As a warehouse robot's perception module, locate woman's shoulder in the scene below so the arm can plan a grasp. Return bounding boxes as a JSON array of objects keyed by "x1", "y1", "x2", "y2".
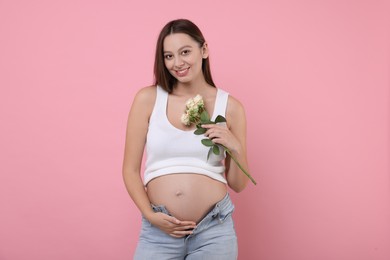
[
  {"x1": 225, "y1": 91, "x2": 244, "y2": 111},
  {"x1": 225, "y1": 92, "x2": 246, "y2": 121},
  {"x1": 133, "y1": 85, "x2": 157, "y2": 105},
  {"x1": 217, "y1": 87, "x2": 242, "y2": 106},
  {"x1": 130, "y1": 85, "x2": 158, "y2": 118}
]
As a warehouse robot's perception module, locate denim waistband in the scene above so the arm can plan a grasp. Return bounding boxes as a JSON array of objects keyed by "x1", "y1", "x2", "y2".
[
  {"x1": 151, "y1": 192, "x2": 234, "y2": 223},
  {"x1": 209, "y1": 192, "x2": 234, "y2": 217}
]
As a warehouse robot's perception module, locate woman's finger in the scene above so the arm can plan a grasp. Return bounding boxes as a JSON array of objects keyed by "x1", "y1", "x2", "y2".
[
  {"x1": 165, "y1": 216, "x2": 181, "y2": 225},
  {"x1": 173, "y1": 225, "x2": 197, "y2": 231},
  {"x1": 172, "y1": 229, "x2": 194, "y2": 236}
]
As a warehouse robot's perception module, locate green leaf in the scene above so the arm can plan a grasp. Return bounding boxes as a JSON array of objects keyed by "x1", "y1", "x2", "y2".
[
  {"x1": 201, "y1": 138, "x2": 214, "y2": 147},
  {"x1": 212, "y1": 145, "x2": 220, "y2": 155},
  {"x1": 200, "y1": 110, "x2": 210, "y2": 122},
  {"x1": 215, "y1": 115, "x2": 226, "y2": 123},
  {"x1": 194, "y1": 127, "x2": 207, "y2": 135},
  {"x1": 207, "y1": 147, "x2": 212, "y2": 160}
]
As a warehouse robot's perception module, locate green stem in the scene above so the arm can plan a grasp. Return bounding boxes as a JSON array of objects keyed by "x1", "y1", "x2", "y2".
[{"x1": 225, "y1": 148, "x2": 257, "y2": 185}]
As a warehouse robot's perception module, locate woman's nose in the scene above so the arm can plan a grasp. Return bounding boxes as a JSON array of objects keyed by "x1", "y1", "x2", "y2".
[{"x1": 174, "y1": 56, "x2": 184, "y2": 68}]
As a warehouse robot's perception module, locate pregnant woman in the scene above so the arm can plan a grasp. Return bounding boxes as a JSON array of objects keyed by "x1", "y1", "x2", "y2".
[{"x1": 122, "y1": 19, "x2": 250, "y2": 259}]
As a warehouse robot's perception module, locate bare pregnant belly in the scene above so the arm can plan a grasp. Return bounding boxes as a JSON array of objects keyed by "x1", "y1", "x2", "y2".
[{"x1": 146, "y1": 174, "x2": 227, "y2": 223}]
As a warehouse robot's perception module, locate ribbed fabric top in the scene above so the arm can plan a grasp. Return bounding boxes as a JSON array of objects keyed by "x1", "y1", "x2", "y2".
[{"x1": 143, "y1": 85, "x2": 229, "y2": 185}]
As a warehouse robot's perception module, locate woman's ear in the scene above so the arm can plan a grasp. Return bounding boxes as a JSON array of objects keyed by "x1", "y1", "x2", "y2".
[{"x1": 202, "y1": 43, "x2": 209, "y2": 59}]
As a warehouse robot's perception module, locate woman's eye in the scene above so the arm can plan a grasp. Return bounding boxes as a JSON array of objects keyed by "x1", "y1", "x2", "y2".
[
  {"x1": 165, "y1": 54, "x2": 173, "y2": 60},
  {"x1": 182, "y1": 50, "x2": 190, "y2": 55}
]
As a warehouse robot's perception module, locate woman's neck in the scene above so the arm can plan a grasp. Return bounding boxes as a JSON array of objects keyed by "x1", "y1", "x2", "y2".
[{"x1": 173, "y1": 76, "x2": 211, "y2": 97}]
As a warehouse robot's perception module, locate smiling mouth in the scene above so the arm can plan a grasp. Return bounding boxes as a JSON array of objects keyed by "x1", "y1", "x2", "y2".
[{"x1": 175, "y1": 67, "x2": 190, "y2": 77}]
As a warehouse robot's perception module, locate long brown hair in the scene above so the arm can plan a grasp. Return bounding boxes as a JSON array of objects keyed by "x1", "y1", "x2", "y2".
[{"x1": 154, "y1": 19, "x2": 216, "y2": 93}]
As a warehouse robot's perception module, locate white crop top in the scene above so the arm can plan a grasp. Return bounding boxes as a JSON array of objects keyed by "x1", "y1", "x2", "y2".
[{"x1": 143, "y1": 85, "x2": 229, "y2": 185}]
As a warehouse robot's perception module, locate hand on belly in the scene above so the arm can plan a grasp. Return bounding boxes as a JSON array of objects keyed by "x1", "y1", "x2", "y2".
[{"x1": 148, "y1": 211, "x2": 197, "y2": 238}]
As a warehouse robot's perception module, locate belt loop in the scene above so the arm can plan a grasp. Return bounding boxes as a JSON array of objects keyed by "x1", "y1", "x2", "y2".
[
  {"x1": 212, "y1": 204, "x2": 220, "y2": 218},
  {"x1": 217, "y1": 204, "x2": 223, "y2": 223}
]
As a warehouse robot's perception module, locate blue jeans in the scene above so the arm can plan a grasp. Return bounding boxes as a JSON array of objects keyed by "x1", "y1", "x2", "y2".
[{"x1": 134, "y1": 193, "x2": 238, "y2": 259}]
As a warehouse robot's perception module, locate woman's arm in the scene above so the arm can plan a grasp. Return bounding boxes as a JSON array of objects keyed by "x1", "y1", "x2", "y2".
[
  {"x1": 203, "y1": 96, "x2": 249, "y2": 192},
  {"x1": 122, "y1": 86, "x2": 196, "y2": 237},
  {"x1": 122, "y1": 86, "x2": 157, "y2": 219},
  {"x1": 224, "y1": 96, "x2": 249, "y2": 192}
]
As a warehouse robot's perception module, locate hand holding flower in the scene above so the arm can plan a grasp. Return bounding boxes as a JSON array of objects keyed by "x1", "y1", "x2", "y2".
[
  {"x1": 181, "y1": 95, "x2": 257, "y2": 185},
  {"x1": 201, "y1": 123, "x2": 242, "y2": 155}
]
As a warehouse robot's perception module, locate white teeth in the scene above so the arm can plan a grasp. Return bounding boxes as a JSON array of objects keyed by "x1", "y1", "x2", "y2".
[{"x1": 176, "y1": 68, "x2": 189, "y2": 75}]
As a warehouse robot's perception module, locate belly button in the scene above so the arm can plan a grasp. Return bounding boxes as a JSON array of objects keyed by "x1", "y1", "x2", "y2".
[{"x1": 175, "y1": 190, "x2": 183, "y2": 196}]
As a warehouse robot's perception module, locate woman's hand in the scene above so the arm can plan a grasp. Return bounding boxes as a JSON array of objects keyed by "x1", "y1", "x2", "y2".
[
  {"x1": 148, "y1": 212, "x2": 197, "y2": 238},
  {"x1": 202, "y1": 123, "x2": 242, "y2": 154}
]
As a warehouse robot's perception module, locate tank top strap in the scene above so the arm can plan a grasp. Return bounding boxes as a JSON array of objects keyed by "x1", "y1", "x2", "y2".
[
  {"x1": 212, "y1": 88, "x2": 229, "y2": 120},
  {"x1": 151, "y1": 85, "x2": 168, "y2": 119}
]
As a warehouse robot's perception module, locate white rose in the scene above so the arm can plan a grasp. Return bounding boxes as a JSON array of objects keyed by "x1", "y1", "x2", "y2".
[
  {"x1": 193, "y1": 95, "x2": 203, "y2": 105},
  {"x1": 186, "y1": 99, "x2": 195, "y2": 109},
  {"x1": 188, "y1": 106, "x2": 199, "y2": 114},
  {"x1": 181, "y1": 113, "x2": 190, "y2": 126}
]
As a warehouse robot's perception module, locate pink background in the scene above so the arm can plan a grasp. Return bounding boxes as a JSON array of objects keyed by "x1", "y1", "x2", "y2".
[{"x1": 1, "y1": 0, "x2": 389, "y2": 259}]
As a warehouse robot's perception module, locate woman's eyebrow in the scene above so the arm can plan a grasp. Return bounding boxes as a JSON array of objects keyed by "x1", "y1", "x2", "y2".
[{"x1": 164, "y1": 45, "x2": 193, "y2": 54}]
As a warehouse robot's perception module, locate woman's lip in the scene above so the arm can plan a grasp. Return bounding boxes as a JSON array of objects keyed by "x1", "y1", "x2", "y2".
[{"x1": 175, "y1": 67, "x2": 190, "y2": 77}]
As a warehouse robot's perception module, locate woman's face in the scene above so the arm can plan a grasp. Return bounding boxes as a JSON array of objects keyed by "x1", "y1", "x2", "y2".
[{"x1": 163, "y1": 33, "x2": 208, "y2": 84}]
